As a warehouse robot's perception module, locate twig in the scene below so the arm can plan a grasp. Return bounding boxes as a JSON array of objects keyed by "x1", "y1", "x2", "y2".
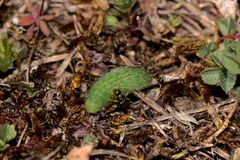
[
  {"x1": 120, "y1": 55, "x2": 168, "y2": 115},
  {"x1": 17, "y1": 124, "x2": 28, "y2": 147},
  {"x1": 215, "y1": 34, "x2": 240, "y2": 47},
  {"x1": 48, "y1": 23, "x2": 70, "y2": 45},
  {"x1": 204, "y1": 101, "x2": 238, "y2": 144},
  {"x1": 1, "y1": 53, "x2": 70, "y2": 84},
  {"x1": 40, "y1": 0, "x2": 45, "y2": 14},
  {"x1": 121, "y1": 98, "x2": 235, "y2": 131},
  {"x1": 151, "y1": 120, "x2": 172, "y2": 140},
  {"x1": 26, "y1": 43, "x2": 37, "y2": 82},
  {"x1": 134, "y1": 91, "x2": 168, "y2": 115},
  {"x1": 55, "y1": 46, "x2": 79, "y2": 78},
  {"x1": 184, "y1": 100, "x2": 238, "y2": 154},
  {"x1": 90, "y1": 149, "x2": 138, "y2": 160},
  {"x1": 41, "y1": 146, "x2": 62, "y2": 160}
]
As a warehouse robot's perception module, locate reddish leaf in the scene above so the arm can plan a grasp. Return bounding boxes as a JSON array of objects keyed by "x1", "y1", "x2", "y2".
[
  {"x1": 31, "y1": 4, "x2": 41, "y2": 18},
  {"x1": 40, "y1": 15, "x2": 55, "y2": 21},
  {"x1": 39, "y1": 20, "x2": 50, "y2": 36},
  {"x1": 27, "y1": 24, "x2": 35, "y2": 39},
  {"x1": 19, "y1": 15, "x2": 35, "y2": 26}
]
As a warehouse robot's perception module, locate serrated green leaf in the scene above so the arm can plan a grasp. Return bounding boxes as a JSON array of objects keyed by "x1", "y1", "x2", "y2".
[
  {"x1": 0, "y1": 33, "x2": 14, "y2": 72},
  {"x1": 221, "y1": 51, "x2": 240, "y2": 74},
  {"x1": 198, "y1": 43, "x2": 215, "y2": 56},
  {"x1": 217, "y1": 17, "x2": 236, "y2": 36},
  {"x1": 201, "y1": 67, "x2": 222, "y2": 85},
  {"x1": 219, "y1": 70, "x2": 236, "y2": 92},
  {"x1": 0, "y1": 124, "x2": 17, "y2": 142},
  {"x1": 210, "y1": 50, "x2": 224, "y2": 67}
]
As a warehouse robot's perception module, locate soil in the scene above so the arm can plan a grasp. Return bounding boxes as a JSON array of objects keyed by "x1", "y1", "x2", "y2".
[{"x1": 0, "y1": 0, "x2": 240, "y2": 159}]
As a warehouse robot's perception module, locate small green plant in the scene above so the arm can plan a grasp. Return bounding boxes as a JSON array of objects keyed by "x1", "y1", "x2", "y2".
[
  {"x1": 6, "y1": 81, "x2": 40, "y2": 98},
  {"x1": 108, "y1": 0, "x2": 135, "y2": 15},
  {"x1": 0, "y1": 124, "x2": 17, "y2": 151},
  {"x1": 199, "y1": 17, "x2": 240, "y2": 100},
  {"x1": 105, "y1": 0, "x2": 135, "y2": 27},
  {"x1": 0, "y1": 33, "x2": 25, "y2": 73},
  {"x1": 84, "y1": 67, "x2": 151, "y2": 113},
  {"x1": 82, "y1": 135, "x2": 98, "y2": 146},
  {"x1": 168, "y1": 15, "x2": 182, "y2": 28},
  {"x1": 0, "y1": 33, "x2": 14, "y2": 72}
]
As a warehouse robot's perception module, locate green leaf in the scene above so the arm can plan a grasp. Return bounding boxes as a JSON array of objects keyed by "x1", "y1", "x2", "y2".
[
  {"x1": 198, "y1": 43, "x2": 215, "y2": 56},
  {"x1": 108, "y1": 8, "x2": 122, "y2": 16},
  {"x1": 201, "y1": 67, "x2": 222, "y2": 85},
  {"x1": 109, "y1": 0, "x2": 131, "y2": 5},
  {"x1": 168, "y1": 15, "x2": 182, "y2": 27},
  {"x1": 217, "y1": 17, "x2": 236, "y2": 35},
  {"x1": 221, "y1": 51, "x2": 240, "y2": 74},
  {"x1": 108, "y1": 0, "x2": 134, "y2": 13},
  {"x1": 234, "y1": 86, "x2": 240, "y2": 101},
  {"x1": 210, "y1": 50, "x2": 224, "y2": 67},
  {"x1": 0, "y1": 124, "x2": 17, "y2": 142},
  {"x1": 82, "y1": 135, "x2": 98, "y2": 146},
  {"x1": 0, "y1": 33, "x2": 14, "y2": 72},
  {"x1": 235, "y1": 41, "x2": 240, "y2": 61},
  {"x1": 0, "y1": 140, "x2": 9, "y2": 151},
  {"x1": 223, "y1": 39, "x2": 234, "y2": 47},
  {"x1": 0, "y1": 124, "x2": 17, "y2": 151},
  {"x1": 105, "y1": 15, "x2": 119, "y2": 26},
  {"x1": 219, "y1": 70, "x2": 236, "y2": 92}
]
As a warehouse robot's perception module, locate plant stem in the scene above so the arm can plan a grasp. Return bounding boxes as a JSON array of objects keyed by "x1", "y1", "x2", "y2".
[{"x1": 216, "y1": 34, "x2": 240, "y2": 47}]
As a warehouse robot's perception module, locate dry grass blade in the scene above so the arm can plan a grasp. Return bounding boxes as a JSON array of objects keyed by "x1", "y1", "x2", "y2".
[
  {"x1": 1, "y1": 54, "x2": 70, "y2": 84},
  {"x1": 177, "y1": 0, "x2": 215, "y2": 32},
  {"x1": 55, "y1": 46, "x2": 79, "y2": 78}
]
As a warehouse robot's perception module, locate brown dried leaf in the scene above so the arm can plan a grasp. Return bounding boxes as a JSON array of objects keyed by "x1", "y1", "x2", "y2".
[
  {"x1": 46, "y1": 39, "x2": 61, "y2": 50},
  {"x1": 40, "y1": 15, "x2": 55, "y2": 21},
  {"x1": 65, "y1": 145, "x2": 93, "y2": 160},
  {"x1": 175, "y1": 111, "x2": 198, "y2": 124},
  {"x1": 31, "y1": 4, "x2": 41, "y2": 18},
  {"x1": 87, "y1": 14, "x2": 104, "y2": 36},
  {"x1": 39, "y1": 20, "x2": 50, "y2": 36},
  {"x1": 138, "y1": 0, "x2": 156, "y2": 13}
]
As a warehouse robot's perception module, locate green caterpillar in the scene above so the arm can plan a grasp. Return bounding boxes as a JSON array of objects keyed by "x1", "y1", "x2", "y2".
[{"x1": 84, "y1": 67, "x2": 151, "y2": 113}]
